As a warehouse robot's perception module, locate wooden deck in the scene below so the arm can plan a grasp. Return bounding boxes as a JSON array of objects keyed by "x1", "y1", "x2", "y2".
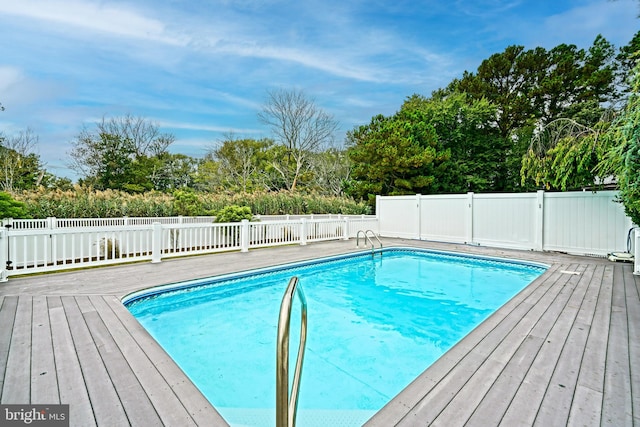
[{"x1": 0, "y1": 239, "x2": 637, "y2": 426}]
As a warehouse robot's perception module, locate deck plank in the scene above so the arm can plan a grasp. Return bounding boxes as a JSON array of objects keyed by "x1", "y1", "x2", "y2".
[
  {"x1": 626, "y1": 266, "x2": 640, "y2": 425},
  {"x1": 1, "y1": 296, "x2": 32, "y2": 404},
  {"x1": 601, "y1": 265, "x2": 633, "y2": 425},
  {"x1": 48, "y1": 296, "x2": 96, "y2": 427},
  {"x1": 61, "y1": 296, "x2": 130, "y2": 426},
  {"x1": 31, "y1": 296, "x2": 59, "y2": 404},
  {"x1": 0, "y1": 296, "x2": 17, "y2": 398}
]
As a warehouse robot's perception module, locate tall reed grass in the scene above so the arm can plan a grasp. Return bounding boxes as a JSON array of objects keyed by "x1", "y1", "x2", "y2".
[{"x1": 15, "y1": 187, "x2": 371, "y2": 218}]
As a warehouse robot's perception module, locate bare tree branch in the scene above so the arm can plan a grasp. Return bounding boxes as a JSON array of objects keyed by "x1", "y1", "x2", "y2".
[{"x1": 258, "y1": 88, "x2": 338, "y2": 191}]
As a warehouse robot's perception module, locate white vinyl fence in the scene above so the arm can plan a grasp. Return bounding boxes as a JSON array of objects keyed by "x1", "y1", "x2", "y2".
[
  {"x1": 0, "y1": 215, "x2": 378, "y2": 281},
  {"x1": 377, "y1": 190, "x2": 634, "y2": 257}
]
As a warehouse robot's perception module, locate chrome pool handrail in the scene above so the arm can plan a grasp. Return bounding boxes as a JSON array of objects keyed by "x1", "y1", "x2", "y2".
[
  {"x1": 276, "y1": 276, "x2": 307, "y2": 427},
  {"x1": 356, "y1": 229, "x2": 383, "y2": 255}
]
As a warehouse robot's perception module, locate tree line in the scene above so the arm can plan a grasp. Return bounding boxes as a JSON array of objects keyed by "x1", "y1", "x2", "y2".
[{"x1": 1, "y1": 31, "x2": 638, "y2": 212}]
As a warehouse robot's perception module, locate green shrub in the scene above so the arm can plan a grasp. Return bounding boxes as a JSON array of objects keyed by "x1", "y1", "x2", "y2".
[
  {"x1": 0, "y1": 192, "x2": 30, "y2": 219},
  {"x1": 215, "y1": 205, "x2": 253, "y2": 223}
]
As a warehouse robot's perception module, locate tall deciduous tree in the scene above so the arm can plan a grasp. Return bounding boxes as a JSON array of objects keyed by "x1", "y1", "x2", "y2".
[
  {"x1": 209, "y1": 136, "x2": 272, "y2": 192},
  {"x1": 258, "y1": 89, "x2": 338, "y2": 191},
  {"x1": 0, "y1": 128, "x2": 44, "y2": 191},
  {"x1": 69, "y1": 115, "x2": 176, "y2": 191}
]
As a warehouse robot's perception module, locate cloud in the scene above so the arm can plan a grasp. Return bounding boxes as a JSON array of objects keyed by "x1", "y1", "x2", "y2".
[
  {"x1": 159, "y1": 119, "x2": 261, "y2": 135},
  {"x1": 0, "y1": 0, "x2": 187, "y2": 45},
  {"x1": 536, "y1": 0, "x2": 638, "y2": 48}
]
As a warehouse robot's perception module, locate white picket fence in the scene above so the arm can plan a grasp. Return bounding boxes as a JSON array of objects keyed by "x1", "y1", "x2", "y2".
[
  {"x1": 376, "y1": 190, "x2": 634, "y2": 257},
  {"x1": 0, "y1": 215, "x2": 378, "y2": 281}
]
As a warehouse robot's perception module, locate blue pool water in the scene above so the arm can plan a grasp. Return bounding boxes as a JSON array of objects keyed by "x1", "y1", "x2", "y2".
[{"x1": 125, "y1": 248, "x2": 546, "y2": 426}]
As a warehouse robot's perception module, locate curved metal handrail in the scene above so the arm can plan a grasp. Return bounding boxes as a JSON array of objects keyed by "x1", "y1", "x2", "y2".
[
  {"x1": 276, "y1": 277, "x2": 307, "y2": 427},
  {"x1": 356, "y1": 229, "x2": 383, "y2": 254}
]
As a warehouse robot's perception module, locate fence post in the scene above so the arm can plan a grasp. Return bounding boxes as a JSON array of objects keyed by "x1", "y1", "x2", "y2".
[
  {"x1": 535, "y1": 190, "x2": 545, "y2": 251},
  {"x1": 151, "y1": 222, "x2": 163, "y2": 263},
  {"x1": 0, "y1": 226, "x2": 7, "y2": 282},
  {"x1": 241, "y1": 219, "x2": 250, "y2": 252},
  {"x1": 343, "y1": 218, "x2": 349, "y2": 240},
  {"x1": 466, "y1": 192, "x2": 474, "y2": 244},
  {"x1": 300, "y1": 219, "x2": 307, "y2": 246},
  {"x1": 47, "y1": 217, "x2": 57, "y2": 230},
  {"x1": 635, "y1": 229, "x2": 640, "y2": 275},
  {"x1": 415, "y1": 194, "x2": 422, "y2": 240}
]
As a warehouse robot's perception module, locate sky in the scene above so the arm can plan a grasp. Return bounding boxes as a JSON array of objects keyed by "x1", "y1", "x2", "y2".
[{"x1": 0, "y1": 0, "x2": 638, "y2": 181}]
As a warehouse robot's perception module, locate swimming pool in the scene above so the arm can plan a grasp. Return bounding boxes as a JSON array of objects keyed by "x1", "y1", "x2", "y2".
[{"x1": 125, "y1": 247, "x2": 547, "y2": 426}]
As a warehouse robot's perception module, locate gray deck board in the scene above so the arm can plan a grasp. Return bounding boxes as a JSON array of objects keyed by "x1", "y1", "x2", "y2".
[
  {"x1": 2, "y1": 296, "x2": 32, "y2": 404},
  {"x1": 602, "y1": 266, "x2": 634, "y2": 426},
  {"x1": 0, "y1": 238, "x2": 635, "y2": 426},
  {"x1": 31, "y1": 296, "x2": 59, "y2": 404},
  {"x1": 48, "y1": 296, "x2": 97, "y2": 426},
  {"x1": 0, "y1": 296, "x2": 17, "y2": 397}
]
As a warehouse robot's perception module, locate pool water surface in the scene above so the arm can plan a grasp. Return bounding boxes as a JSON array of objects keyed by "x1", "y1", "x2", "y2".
[{"x1": 125, "y1": 248, "x2": 546, "y2": 426}]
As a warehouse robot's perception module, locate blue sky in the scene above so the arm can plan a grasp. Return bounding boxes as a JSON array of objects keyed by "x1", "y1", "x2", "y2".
[{"x1": 0, "y1": 0, "x2": 638, "y2": 180}]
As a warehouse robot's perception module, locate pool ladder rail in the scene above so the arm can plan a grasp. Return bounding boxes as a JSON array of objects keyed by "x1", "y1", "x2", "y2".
[
  {"x1": 276, "y1": 277, "x2": 308, "y2": 427},
  {"x1": 356, "y1": 229, "x2": 383, "y2": 255}
]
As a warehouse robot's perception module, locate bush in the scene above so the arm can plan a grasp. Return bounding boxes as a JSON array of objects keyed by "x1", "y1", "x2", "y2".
[
  {"x1": 215, "y1": 205, "x2": 253, "y2": 223},
  {"x1": 0, "y1": 192, "x2": 30, "y2": 219}
]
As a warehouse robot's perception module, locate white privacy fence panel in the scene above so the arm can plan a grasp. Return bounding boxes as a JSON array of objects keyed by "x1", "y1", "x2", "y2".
[
  {"x1": 543, "y1": 192, "x2": 633, "y2": 256},
  {"x1": 377, "y1": 191, "x2": 632, "y2": 256},
  {"x1": 377, "y1": 196, "x2": 418, "y2": 239},
  {"x1": 0, "y1": 216, "x2": 379, "y2": 280},
  {"x1": 419, "y1": 194, "x2": 468, "y2": 243},
  {"x1": 472, "y1": 193, "x2": 539, "y2": 250}
]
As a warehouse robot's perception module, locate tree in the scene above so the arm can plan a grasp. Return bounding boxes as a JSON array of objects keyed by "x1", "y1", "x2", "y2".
[
  {"x1": 209, "y1": 136, "x2": 272, "y2": 192},
  {"x1": 402, "y1": 92, "x2": 503, "y2": 193},
  {"x1": 258, "y1": 89, "x2": 338, "y2": 191},
  {"x1": 448, "y1": 36, "x2": 620, "y2": 190},
  {"x1": 520, "y1": 117, "x2": 615, "y2": 190},
  {"x1": 69, "y1": 115, "x2": 176, "y2": 191},
  {"x1": 346, "y1": 109, "x2": 450, "y2": 203},
  {"x1": 0, "y1": 128, "x2": 44, "y2": 192},
  {"x1": 617, "y1": 62, "x2": 640, "y2": 224},
  {"x1": 0, "y1": 191, "x2": 29, "y2": 219},
  {"x1": 308, "y1": 146, "x2": 351, "y2": 196}
]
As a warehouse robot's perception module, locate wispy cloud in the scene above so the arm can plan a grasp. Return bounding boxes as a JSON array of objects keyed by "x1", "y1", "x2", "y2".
[{"x1": 0, "y1": 0, "x2": 187, "y2": 45}]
